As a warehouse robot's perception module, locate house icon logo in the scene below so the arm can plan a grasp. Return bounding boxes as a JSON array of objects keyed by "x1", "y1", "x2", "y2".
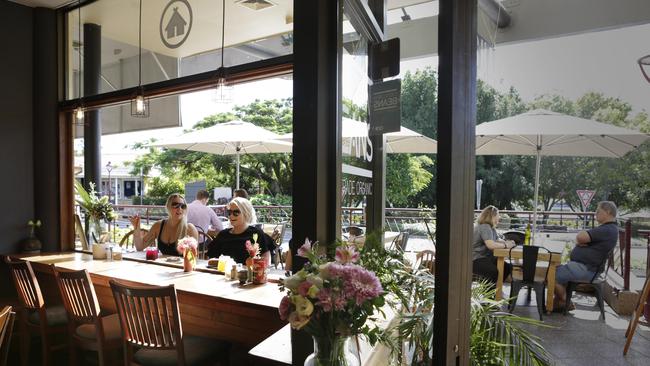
[{"x1": 159, "y1": 0, "x2": 193, "y2": 49}]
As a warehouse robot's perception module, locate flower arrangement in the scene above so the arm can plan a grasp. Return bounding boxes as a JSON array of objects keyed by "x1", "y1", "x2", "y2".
[
  {"x1": 177, "y1": 236, "x2": 198, "y2": 272},
  {"x1": 27, "y1": 219, "x2": 41, "y2": 238},
  {"x1": 279, "y1": 239, "x2": 385, "y2": 364},
  {"x1": 74, "y1": 180, "x2": 117, "y2": 223}
]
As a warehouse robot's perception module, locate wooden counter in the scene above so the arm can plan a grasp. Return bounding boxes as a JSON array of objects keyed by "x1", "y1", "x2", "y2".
[{"x1": 10, "y1": 252, "x2": 286, "y2": 347}]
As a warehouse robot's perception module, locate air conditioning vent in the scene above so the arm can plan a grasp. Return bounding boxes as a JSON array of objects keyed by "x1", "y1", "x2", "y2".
[{"x1": 236, "y1": 0, "x2": 276, "y2": 11}]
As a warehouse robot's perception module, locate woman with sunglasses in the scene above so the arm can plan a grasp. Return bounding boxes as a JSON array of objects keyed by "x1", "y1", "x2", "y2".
[
  {"x1": 129, "y1": 193, "x2": 199, "y2": 255},
  {"x1": 472, "y1": 205, "x2": 515, "y2": 284},
  {"x1": 206, "y1": 197, "x2": 274, "y2": 265}
]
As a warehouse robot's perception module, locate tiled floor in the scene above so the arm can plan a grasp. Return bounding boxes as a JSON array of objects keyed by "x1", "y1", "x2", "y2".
[{"x1": 509, "y1": 287, "x2": 650, "y2": 365}]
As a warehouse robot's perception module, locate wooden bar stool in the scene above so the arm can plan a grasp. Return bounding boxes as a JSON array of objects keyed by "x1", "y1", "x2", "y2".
[
  {"x1": 4, "y1": 258, "x2": 67, "y2": 366},
  {"x1": 0, "y1": 305, "x2": 16, "y2": 366},
  {"x1": 109, "y1": 279, "x2": 230, "y2": 366},
  {"x1": 52, "y1": 266, "x2": 122, "y2": 366}
]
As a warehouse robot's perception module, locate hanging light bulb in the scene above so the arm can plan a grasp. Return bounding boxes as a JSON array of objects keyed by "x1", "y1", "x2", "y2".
[
  {"x1": 131, "y1": 0, "x2": 150, "y2": 117},
  {"x1": 213, "y1": 0, "x2": 233, "y2": 103},
  {"x1": 74, "y1": 105, "x2": 84, "y2": 123},
  {"x1": 73, "y1": 0, "x2": 85, "y2": 125}
]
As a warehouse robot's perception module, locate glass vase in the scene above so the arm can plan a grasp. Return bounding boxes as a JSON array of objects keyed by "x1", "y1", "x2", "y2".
[
  {"x1": 89, "y1": 218, "x2": 105, "y2": 244},
  {"x1": 183, "y1": 248, "x2": 197, "y2": 272},
  {"x1": 304, "y1": 335, "x2": 359, "y2": 366}
]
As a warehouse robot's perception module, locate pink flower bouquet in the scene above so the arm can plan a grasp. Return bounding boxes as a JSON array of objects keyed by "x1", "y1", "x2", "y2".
[
  {"x1": 278, "y1": 238, "x2": 384, "y2": 339},
  {"x1": 177, "y1": 236, "x2": 198, "y2": 272}
]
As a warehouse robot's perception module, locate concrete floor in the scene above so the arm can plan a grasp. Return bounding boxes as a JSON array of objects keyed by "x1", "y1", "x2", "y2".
[{"x1": 509, "y1": 287, "x2": 650, "y2": 365}]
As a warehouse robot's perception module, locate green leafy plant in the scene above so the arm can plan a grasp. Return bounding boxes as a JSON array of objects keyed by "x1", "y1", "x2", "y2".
[
  {"x1": 27, "y1": 219, "x2": 41, "y2": 237},
  {"x1": 74, "y1": 180, "x2": 116, "y2": 223}
]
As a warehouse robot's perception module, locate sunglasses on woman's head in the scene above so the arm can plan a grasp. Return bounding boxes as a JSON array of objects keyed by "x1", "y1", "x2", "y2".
[
  {"x1": 227, "y1": 209, "x2": 241, "y2": 217},
  {"x1": 171, "y1": 202, "x2": 187, "y2": 209}
]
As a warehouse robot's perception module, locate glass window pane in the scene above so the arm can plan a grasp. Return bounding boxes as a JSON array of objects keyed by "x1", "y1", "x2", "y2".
[{"x1": 66, "y1": 0, "x2": 293, "y2": 100}]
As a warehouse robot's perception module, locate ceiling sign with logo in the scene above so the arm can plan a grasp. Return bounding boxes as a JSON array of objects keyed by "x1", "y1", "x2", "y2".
[
  {"x1": 576, "y1": 189, "x2": 596, "y2": 211},
  {"x1": 160, "y1": 0, "x2": 193, "y2": 49},
  {"x1": 369, "y1": 79, "x2": 401, "y2": 135}
]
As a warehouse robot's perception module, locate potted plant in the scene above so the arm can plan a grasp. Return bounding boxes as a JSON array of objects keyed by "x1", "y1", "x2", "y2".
[
  {"x1": 74, "y1": 180, "x2": 117, "y2": 243},
  {"x1": 21, "y1": 219, "x2": 42, "y2": 252}
]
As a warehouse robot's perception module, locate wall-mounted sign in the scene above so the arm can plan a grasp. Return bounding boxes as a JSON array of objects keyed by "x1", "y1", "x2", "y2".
[
  {"x1": 369, "y1": 79, "x2": 401, "y2": 135},
  {"x1": 369, "y1": 38, "x2": 400, "y2": 80},
  {"x1": 160, "y1": 0, "x2": 193, "y2": 49}
]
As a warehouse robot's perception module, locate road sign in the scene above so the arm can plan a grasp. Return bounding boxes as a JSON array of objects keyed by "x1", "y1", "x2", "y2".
[{"x1": 576, "y1": 190, "x2": 596, "y2": 211}]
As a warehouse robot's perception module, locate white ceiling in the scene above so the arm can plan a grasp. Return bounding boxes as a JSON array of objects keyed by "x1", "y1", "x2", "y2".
[{"x1": 10, "y1": 0, "x2": 73, "y2": 9}]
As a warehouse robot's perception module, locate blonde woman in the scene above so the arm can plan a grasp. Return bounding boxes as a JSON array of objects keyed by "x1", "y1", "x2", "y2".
[
  {"x1": 472, "y1": 205, "x2": 515, "y2": 283},
  {"x1": 206, "y1": 197, "x2": 274, "y2": 264},
  {"x1": 129, "y1": 193, "x2": 199, "y2": 255}
]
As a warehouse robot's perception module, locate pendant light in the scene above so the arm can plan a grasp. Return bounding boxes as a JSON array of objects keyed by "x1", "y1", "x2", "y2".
[
  {"x1": 73, "y1": 0, "x2": 85, "y2": 124},
  {"x1": 131, "y1": 0, "x2": 150, "y2": 117},
  {"x1": 214, "y1": 0, "x2": 232, "y2": 103}
]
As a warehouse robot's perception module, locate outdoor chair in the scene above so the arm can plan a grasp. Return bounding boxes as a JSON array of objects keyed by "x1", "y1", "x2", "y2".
[
  {"x1": 268, "y1": 223, "x2": 287, "y2": 269},
  {"x1": 508, "y1": 245, "x2": 550, "y2": 320},
  {"x1": 119, "y1": 228, "x2": 149, "y2": 250},
  {"x1": 0, "y1": 305, "x2": 16, "y2": 366},
  {"x1": 389, "y1": 232, "x2": 410, "y2": 252},
  {"x1": 564, "y1": 249, "x2": 613, "y2": 321},
  {"x1": 74, "y1": 214, "x2": 89, "y2": 251},
  {"x1": 109, "y1": 279, "x2": 230, "y2": 366},
  {"x1": 416, "y1": 250, "x2": 435, "y2": 273},
  {"x1": 503, "y1": 231, "x2": 526, "y2": 245},
  {"x1": 4, "y1": 258, "x2": 67, "y2": 366},
  {"x1": 196, "y1": 227, "x2": 213, "y2": 260},
  {"x1": 52, "y1": 266, "x2": 121, "y2": 366}
]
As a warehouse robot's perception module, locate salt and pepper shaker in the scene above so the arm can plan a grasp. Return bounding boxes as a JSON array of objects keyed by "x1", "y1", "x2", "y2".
[
  {"x1": 230, "y1": 264, "x2": 237, "y2": 281},
  {"x1": 106, "y1": 246, "x2": 113, "y2": 262}
]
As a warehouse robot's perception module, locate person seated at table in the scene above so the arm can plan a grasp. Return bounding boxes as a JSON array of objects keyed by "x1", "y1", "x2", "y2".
[
  {"x1": 187, "y1": 189, "x2": 223, "y2": 237},
  {"x1": 129, "y1": 193, "x2": 199, "y2": 256},
  {"x1": 553, "y1": 201, "x2": 618, "y2": 311},
  {"x1": 472, "y1": 205, "x2": 515, "y2": 284},
  {"x1": 206, "y1": 197, "x2": 274, "y2": 265}
]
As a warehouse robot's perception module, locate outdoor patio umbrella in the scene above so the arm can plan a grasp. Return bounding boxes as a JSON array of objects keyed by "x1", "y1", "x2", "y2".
[
  {"x1": 150, "y1": 120, "x2": 291, "y2": 189},
  {"x1": 475, "y1": 109, "x2": 649, "y2": 239},
  {"x1": 278, "y1": 117, "x2": 437, "y2": 154}
]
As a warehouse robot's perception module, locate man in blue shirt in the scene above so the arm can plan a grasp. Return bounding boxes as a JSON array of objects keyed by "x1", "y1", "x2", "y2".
[{"x1": 554, "y1": 201, "x2": 618, "y2": 311}]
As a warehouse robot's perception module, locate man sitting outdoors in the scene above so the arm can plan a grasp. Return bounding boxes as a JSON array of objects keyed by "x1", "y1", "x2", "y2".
[
  {"x1": 554, "y1": 201, "x2": 618, "y2": 311},
  {"x1": 187, "y1": 190, "x2": 224, "y2": 237}
]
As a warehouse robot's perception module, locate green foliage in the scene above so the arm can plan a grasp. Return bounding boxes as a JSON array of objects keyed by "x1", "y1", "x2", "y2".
[
  {"x1": 145, "y1": 177, "x2": 184, "y2": 199},
  {"x1": 249, "y1": 193, "x2": 292, "y2": 206},
  {"x1": 74, "y1": 180, "x2": 116, "y2": 222},
  {"x1": 386, "y1": 154, "x2": 434, "y2": 206}
]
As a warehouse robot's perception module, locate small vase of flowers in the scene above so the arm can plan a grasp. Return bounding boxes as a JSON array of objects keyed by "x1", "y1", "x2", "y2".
[
  {"x1": 21, "y1": 219, "x2": 42, "y2": 253},
  {"x1": 177, "y1": 236, "x2": 198, "y2": 272}
]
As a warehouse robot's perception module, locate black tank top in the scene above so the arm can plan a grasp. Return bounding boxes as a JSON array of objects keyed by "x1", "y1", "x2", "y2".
[{"x1": 157, "y1": 220, "x2": 180, "y2": 256}]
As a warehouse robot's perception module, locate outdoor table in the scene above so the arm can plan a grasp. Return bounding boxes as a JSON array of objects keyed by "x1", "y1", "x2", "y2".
[
  {"x1": 344, "y1": 231, "x2": 400, "y2": 248},
  {"x1": 493, "y1": 240, "x2": 565, "y2": 313}
]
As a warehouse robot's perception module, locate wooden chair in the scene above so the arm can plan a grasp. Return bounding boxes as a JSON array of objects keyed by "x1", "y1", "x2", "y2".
[
  {"x1": 52, "y1": 266, "x2": 122, "y2": 366},
  {"x1": 389, "y1": 232, "x2": 410, "y2": 252},
  {"x1": 109, "y1": 279, "x2": 230, "y2": 366},
  {"x1": 0, "y1": 305, "x2": 16, "y2": 366},
  {"x1": 416, "y1": 250, "x2": 436, "y2": 273},
  {"x1": 119, "y1": 228, "x2": 149, "y2": 250},
  {"x1": 4, "y1": 258, "x2": 67, "y2": 366},
  {"x1": 264, "y1": 223, "x2": 287, "y2": 269},
  {"x1": 196, "y1": 228, "x2": 214, "y2": 260}
]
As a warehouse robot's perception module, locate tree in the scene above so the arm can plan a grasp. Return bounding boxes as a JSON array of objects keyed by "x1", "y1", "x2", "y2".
[{"x1": 130, "y1": 99, "x2": 294, "y2": 196}]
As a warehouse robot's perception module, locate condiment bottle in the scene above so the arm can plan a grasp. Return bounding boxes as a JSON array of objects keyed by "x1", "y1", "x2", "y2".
[{"x1": 230, "y1": 264, "x2": 237, "y2": 281}]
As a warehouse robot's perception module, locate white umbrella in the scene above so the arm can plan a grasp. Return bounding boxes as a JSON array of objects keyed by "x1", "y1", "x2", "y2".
[
  {"x1": 278, "y1": 117, "x2": 437, "y2": 154},
  {"x1": 151, "y1": 120, "x2": 292, "y2": 189},
  {"x1": 476, "y1": 109, "x2": 649, "y2": 240}
]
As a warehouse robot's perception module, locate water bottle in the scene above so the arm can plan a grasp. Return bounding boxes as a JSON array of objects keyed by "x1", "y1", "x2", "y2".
[{"x1": 524, "y1": 224, "x2": 531, "y2": 245}]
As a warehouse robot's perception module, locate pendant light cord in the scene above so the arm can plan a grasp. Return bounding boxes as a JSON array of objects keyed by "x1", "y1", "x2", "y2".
[
  {"x1": 78, "y1": 0, "x2": 82, "y2": 100},
  {"x1": 220, "y1": 0, "x2": 225, "y2": 72},
  {"x1": 138, "y1": 0, "x2": 142, "y2": 87}
]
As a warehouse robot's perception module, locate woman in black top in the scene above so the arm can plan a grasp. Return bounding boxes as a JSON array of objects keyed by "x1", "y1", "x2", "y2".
[
  {"x1": 207, "y1": 197, "x2": 274, "y2": 264},
  {"x1": 129, "y1": 193, "x2": 199, "y2": 256}
]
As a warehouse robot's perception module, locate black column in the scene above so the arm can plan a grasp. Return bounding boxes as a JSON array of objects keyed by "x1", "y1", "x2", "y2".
[
  {"x1": 435, "y1": 0, "x2": 477, "y2": 364},
  {"x1": 291, "y1": 0, "x2": 342, "y2": 364},
  {"x1": 365, "y1": 0, "x2": 387, "y2": 233},
  {"x1": 33, "y1": 8, "x2": 61, "y2": 251},
  {"x1": 83, "y1": 23, "x2": 101, "y2": 192}
]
